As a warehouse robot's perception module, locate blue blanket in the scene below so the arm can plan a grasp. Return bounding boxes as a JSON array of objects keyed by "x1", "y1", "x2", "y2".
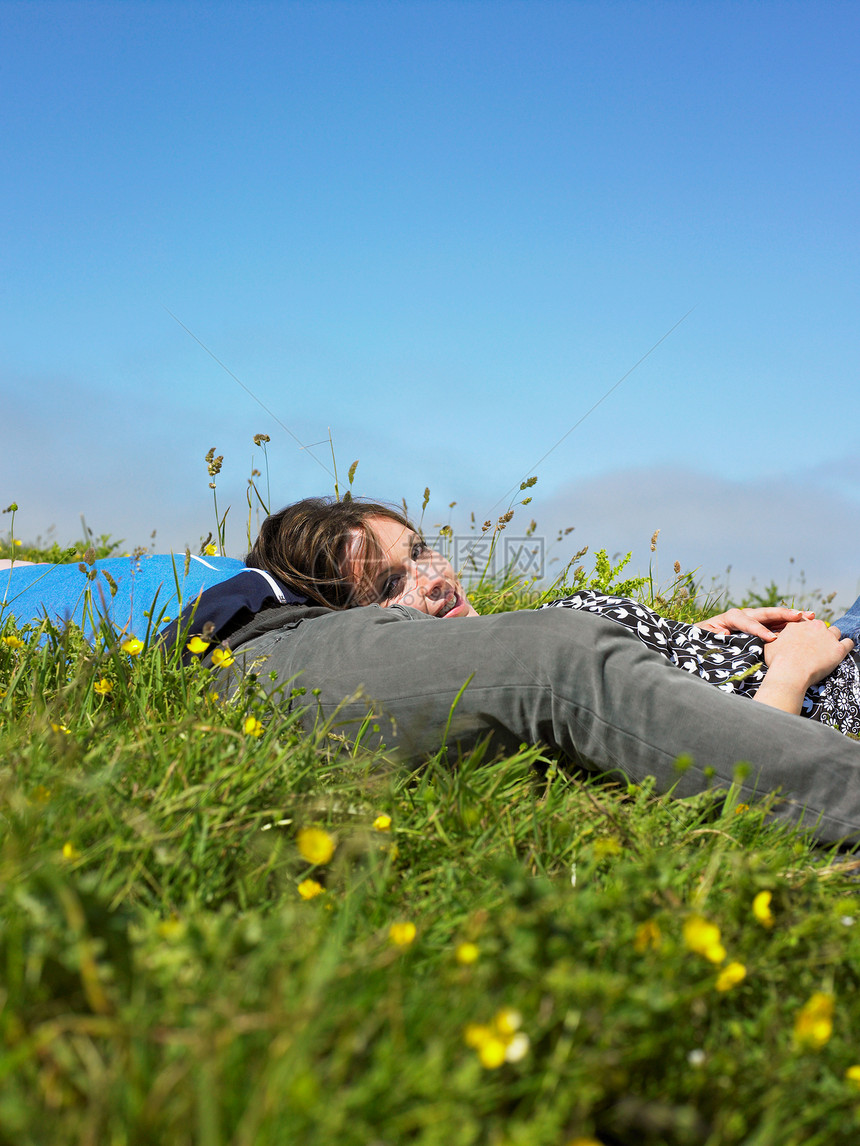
[{"x1": 1, "y1": 554, "x2": 245, "y2": 643}]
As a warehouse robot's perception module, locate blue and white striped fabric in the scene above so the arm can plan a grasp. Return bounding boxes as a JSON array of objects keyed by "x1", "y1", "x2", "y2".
[{"x1": 1, "y1": 554, "x2": 245, "y2": 643}]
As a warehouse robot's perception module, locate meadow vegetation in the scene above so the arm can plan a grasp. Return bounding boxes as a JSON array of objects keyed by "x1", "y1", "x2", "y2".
[{"x1": 2, "y1": 506, "x2": 860, "y2": 1145}]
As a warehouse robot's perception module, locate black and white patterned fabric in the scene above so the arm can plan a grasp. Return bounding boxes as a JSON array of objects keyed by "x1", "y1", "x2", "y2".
[{"x1": 541, "y1": 591, "x2": 860, "y2": 737}]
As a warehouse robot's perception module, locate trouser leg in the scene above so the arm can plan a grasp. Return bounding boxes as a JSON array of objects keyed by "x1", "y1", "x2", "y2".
[
  {"x1": 226, "y1": 604, "x2": 860, "y2": 844},
  {"x1": 832, "y1": 592, "x2": 860, "y2": 642}
]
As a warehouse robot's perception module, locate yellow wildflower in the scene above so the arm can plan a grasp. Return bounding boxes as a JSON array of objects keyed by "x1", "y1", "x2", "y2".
[
  {"x1": 495, "y1": 1008, "x2": 522, "y2": 1036},
  {"x1": 298, "y1": 878, "x2": 325, "y2": 900},
  {"x1": 211, "y1": 647, "x2": 235, "y2": 667},
  {"x1": 93, "y1": 678, "x2": 113, "y2": 695},
  {"x1": 478, "y1": 1038, "x2": 508, "y2": 1069},
  {"x1": 204, "y1": 543, "x2": 218, "y2": 556},
  {"x1": 752, "y1": 890, "x2": 774, "y2": 928},
  {"x1": 845, "y1": 1065, "x2": 860, "y2": 1087},
  {"x1": 61, "y1": 841, "x2": 79, "y2": 860},
  {"x1": 793, "y1": 991, "x2": 834, "y2": 1050},
  {"x1": 633, "y1": 918, "x2": 662, "y2": 952},
  {"x1": 243, "y1": 715, "x2": 264, "y2": 737},
  {"x1": 121, "y1": 636, "x2": 144, "y2": 656},
  {"x1": 456, "y1": 941, "x2": 480, "y2": 965},
  {"x1": 3, "y1": 635, "x2": 25, "y2": 649},
  {"x1": 463, "y1": 1008, "x2": 529, "y2": 1069},
  {"x1": 373, "y1": 813, "x2": 392, "y2": 832},
  {"x1": 715, "y1": 961, "x2": 747, "y2": 992},
  {"x1": 734, "y1": 803, "x2": 750, "y2": 814},
  {"x1": 683, "y1": 915, "x2": 726, "y2": 964},
  {"x1": 296, "y1": 826, "x2": 336, "y2": 865},
  {"x1": 186, "y1": 636, "x2": 210, "y2": 656},
  {"x1": 51, "y1": 722, "x2": 70, "y2": 734},
  {"x1": 389, "y1": 921, "x2": 417, "y2": 947}
]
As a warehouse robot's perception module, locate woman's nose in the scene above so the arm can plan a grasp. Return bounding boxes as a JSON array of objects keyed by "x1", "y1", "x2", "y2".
[{"x1": 414, "y1": 551, "x2": 449, "y2": 599}]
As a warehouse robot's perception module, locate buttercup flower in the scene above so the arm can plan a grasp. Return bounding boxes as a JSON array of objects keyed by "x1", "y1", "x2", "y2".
[
  {"x1": 298, "y1": 879, "x2": 325, "y2": 900},
  {"x1": 203, "y1": 543, "x2": 218, "y2": 556},
  {"x1": 93, "y1": 678, "x2": 113, "y2": 696},
  {"x1": 373, "y1": 813, "x2": 392, "y2": 832},
  {"x1": 61, "y1": 841, "x2": 79, "y2": 860},
  {"x1": 464, "y1": 1027, "x2": 507, "y2": 1069},
  {"x1": 683, "y1": 915, "x2": 726, "y2": 964},
  {"x1": 464, "y1": 1008, "x2": 529, "y2": 1069},
  {"x1": 186, "y1": 636, "x2": 210, "y2": 656},
  {"x1": 845, "y1": 1065, "x2": 860, "y2": 1087},
  {"x1": 389, "y1": 921, "x2": 417, "y2": 947},
  {"x1": 495, "y1": 1008, "x2": 522, "y2": 1037},
  {"x1": 3, "y1": 635, "x2": 25, "y2": 649},
  {"x1": 121, "y1": 636, "x2": 144, "y2": 656},
  {"x1": 456, "y1": 941, "x2": 480, "y2": 965},
  {"x1": 297, "y1": 826, "x2": 336, "y2": 865},
  {"x1": 715, "y1": 961, "x2": 747, "y2": 992},
  {"x1": 793, "y1": 991, "x2": 834, "y2": 1050},
  {"x1": 752, "y1": 890, "x2": 774, "y2": 928},
  {"x1": 734, "y1": 803, "x2": 750, "y2": 815},
  {"x1": 243, "y1": 715, "x2": 264, "y2": 737},
  {"x1": 633, "y1": 919, "x2": 662, "y2": 952},
  {"x1": 211, "y1": 647, "x2": 235, "y2": 667}
]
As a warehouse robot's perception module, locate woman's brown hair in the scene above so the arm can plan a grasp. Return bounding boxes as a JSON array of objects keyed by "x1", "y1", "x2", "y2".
[{"x1": 245, "y1": 496, "x2": 415, "y2": 608}]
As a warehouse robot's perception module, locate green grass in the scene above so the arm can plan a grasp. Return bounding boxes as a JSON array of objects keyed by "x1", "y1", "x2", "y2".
[{"x1": 2, "y1": 548, "x2": 860, "y2": 1145}]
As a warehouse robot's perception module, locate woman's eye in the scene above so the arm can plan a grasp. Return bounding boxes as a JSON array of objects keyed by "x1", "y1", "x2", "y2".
[
  {"x1": 411, "y1": 540, "x2": 428, "y2": 562},
  {"x1": 380, "y1": 574, "x2": 403, "y2": 601}
]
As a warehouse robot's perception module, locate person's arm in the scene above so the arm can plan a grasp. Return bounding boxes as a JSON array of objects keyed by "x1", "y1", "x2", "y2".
[
  {"x1": 753, "y1": 619, "x2": 855, "y2": 716},
  {"x1": 696, "y1": 606, "x2": 814, "y2": 642}
]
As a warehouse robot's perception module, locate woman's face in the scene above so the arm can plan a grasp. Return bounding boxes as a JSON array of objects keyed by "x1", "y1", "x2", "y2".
[{"x1": 347, "y1": 516, "x2": 478, "y2": 618}]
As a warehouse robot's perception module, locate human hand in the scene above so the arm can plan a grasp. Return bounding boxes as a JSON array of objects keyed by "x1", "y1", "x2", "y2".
[
  {"x1": 753, "y1": 620, "x2": 854, "y2": 717},
  {"x1": 696, "y1": 606, "x2": 815, "y2": 643},
  {"x1": 762, "y1": 619, "x2": 854, "y2": 686}
]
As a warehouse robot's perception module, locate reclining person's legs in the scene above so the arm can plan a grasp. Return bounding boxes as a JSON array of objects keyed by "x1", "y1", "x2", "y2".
[
  {"x1": 222, "y1": 603, "x2": 860, "y2": 845},
  {"x1": 833, "y1": 592, "x2": 860, "y2": 642}
]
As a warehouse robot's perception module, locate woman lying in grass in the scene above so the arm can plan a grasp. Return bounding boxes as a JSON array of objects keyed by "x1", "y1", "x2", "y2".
[
  {"x1": 241, "y1": 497, "x2": 860, "y2": 736},
  {"x1": 8, "y1": 497, "x2": 860, "y2": 841},
  {"x1": 4, "y1": 496, "x2": 858, "y2": 738}
]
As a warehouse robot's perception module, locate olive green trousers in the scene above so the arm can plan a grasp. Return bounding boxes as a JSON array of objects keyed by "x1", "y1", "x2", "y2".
[{"x1": 220, "y1": 603, "x2": 860, "y2": 845}]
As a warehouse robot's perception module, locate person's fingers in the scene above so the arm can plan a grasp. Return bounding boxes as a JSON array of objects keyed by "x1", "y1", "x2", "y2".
[
  {"x1": 743, "y1": 622, "x2": 778, "y2": 641},
  {"x1": 750, "y1": 607, "x2": 801, "y2": 621}
]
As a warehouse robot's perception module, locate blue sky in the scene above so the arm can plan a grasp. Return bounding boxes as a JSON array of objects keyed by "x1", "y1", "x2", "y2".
[{"x1": 3, "y1": 0, "x2": 859, "y2": 605}]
